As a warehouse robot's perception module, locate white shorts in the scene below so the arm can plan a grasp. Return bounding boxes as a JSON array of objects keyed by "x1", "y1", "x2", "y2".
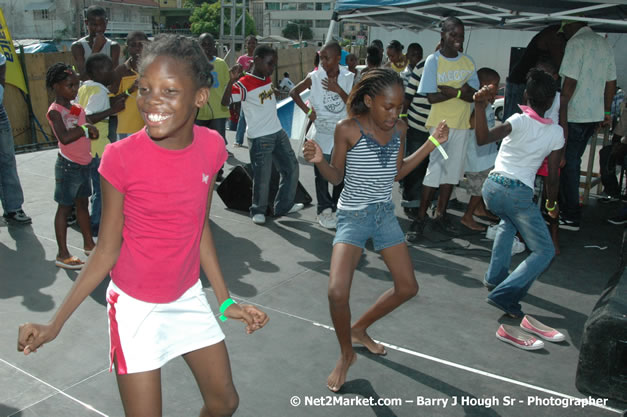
[
  {"x1": 423, "y1": 128, "x2": 471, "y2": 187},
  {"x1": 106, "y1": 279, "x2": 225, "y2": 375}
]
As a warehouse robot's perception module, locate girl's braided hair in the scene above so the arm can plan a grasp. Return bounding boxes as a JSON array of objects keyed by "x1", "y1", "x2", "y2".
[
  {"x1": 45, "y1": 62, "x2": 74, "y2": 89},
  {"x1": 138, "y1": 34, "x2": 213, "y2": 88},
  {"x1": 347, "y1": 68, "x2": 403, "y2": 117}
]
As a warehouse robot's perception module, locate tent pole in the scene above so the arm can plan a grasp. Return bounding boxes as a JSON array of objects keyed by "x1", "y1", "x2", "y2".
[{"x1": 326, "y1": 11, "x2": 338, "y2": 43}]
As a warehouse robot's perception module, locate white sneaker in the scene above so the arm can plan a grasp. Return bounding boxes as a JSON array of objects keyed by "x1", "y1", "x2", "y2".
[
  {"x1": 486, "y1": 224, "x2": 498, "y2": 240},
  {"x1": 512, "y1": 236, "x2": 526, "y2": 255},
  {"x1": 317, "y1": 208, "x2": 337, "y2": 229},
  {"x1": 252, "y1": 214, "x2": 266, "y2": 224},
  {"x1": 287, "y1": 203, "x2": 304, "y2": 214}
]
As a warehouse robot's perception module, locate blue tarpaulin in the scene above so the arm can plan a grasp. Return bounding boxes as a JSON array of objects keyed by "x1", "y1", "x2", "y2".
[{"x1": 21, "y1": 43, "x2": 58, "y2": 53}]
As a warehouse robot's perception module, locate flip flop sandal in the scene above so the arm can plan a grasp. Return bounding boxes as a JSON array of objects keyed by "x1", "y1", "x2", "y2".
[{"x1": 55, "y1": 256, "x2": 84, "y2": 270}]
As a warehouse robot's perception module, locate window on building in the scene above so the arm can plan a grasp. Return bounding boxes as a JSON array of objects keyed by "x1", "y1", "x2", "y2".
[
  {"x1": 34, "y1": 9, "x2": 52, "y2": 20},
  {"x1": 315, "y1": 20, "x2": 329, "y2": 28},
  {"x1": 298, "y1": 3, "x2": 314, "y2": 11},
  {"x1": 271, "y1": 19, "x2": 282, "y2": 27},
  {"x1": 315, "y1": 2, "x2": 331, "y2": 11},
  {"x1": 281, "y1": 3, "x2": 297, "y2": 10},
  {"x1": 265, "y1": 2, "x2": 280, "y2": 10}
]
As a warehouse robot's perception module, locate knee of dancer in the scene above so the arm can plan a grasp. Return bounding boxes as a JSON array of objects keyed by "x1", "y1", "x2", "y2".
[
  {"x1": 202, "y1": 391, "x2": 239, "y2": 417},
  {"x1": 398, "y1": 281, "x2": 419, "y2": 301},
  {"x1": 328, "y1": 286, "x2": 350, "y2": 306}
]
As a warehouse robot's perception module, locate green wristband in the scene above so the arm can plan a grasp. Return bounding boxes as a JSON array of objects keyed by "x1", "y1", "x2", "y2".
[
  {"x1": 219, "y1": 298, "x2": 236, "y2": 322},
  {"x1": 80, "y1": 125, "x2": 89, "y2": 137},
  {"x1": 456, "y1": 89, "x2": 462, "y2": 99},
  {"x1": 399, "y1": 113, "x2": 408, "y2": 118},
  {"x1": 604, "y1": 111, "x2": 611, "y2": 115},
  {"x1": 124, "y1": 89, "x2": 131, "y2": 96},
  {"x1": 429, "y1": 135, "x2": 449, "y2": 160}
]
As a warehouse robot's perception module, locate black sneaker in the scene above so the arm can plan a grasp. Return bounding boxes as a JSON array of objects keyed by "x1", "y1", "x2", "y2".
[
  {"x1": 607, "y1": 214, "x2": 627, "y2": 225},
  {"x1": 599, "y1": 195, "x2": 620, "y2": 204},
  {"x1": 406, "y1": 218, "x2": 427, "y2": 242},
  {"x1": 558, "y1": 217, "x2": 580, "y2": 231},
  {"x1": 432, "y1": 215, "x2": 460, "y2": 236},
  {"x1": 3, "y1": 209, "x2": 32, "y2": 224}
]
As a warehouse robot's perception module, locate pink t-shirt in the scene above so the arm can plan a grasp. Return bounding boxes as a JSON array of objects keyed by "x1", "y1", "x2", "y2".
[
  {"x1": 236, "y1": 55, "x2": 254, "y2": 72},
  {"x1": 46, "y1": 102, "x2": 92, "y2": 166},
  {"x1": 99, "y1": 126, "x2": 228, "y2": 303}
]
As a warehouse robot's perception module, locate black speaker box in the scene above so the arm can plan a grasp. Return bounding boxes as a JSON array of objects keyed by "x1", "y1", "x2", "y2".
[
  {"x1": 575, "y1": 229, "x2": 627, "y2": 402},
  {"x1": 217, "y1": 164, "x2": 312, "y2": 215}
]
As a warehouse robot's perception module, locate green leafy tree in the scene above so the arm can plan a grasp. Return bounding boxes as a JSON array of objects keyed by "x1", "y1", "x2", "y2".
[
  {"x1": 282, "y1": 23, "x2": 313, "y2": 41},
  {"x1": 189, "y1": 2, "x2": 256, "y2": 37}
]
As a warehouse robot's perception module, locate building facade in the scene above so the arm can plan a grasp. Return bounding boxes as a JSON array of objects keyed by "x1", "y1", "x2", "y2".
[
  {"x1": 0, "y1": 0, "x2": 158, "y2": 40},
  {"x1": 254, "y1": 0, "x2": 336, "y2": 42}
]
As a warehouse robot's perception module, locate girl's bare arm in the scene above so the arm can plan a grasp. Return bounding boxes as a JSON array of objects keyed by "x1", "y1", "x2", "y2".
[{"x1": 18, "y1": 179, "x2": 124, "y2": 354}]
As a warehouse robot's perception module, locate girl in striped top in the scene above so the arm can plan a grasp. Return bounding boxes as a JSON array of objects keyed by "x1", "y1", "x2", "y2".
[{"x1": 303, "y1": 68, "x2": 449, "y2": 392}]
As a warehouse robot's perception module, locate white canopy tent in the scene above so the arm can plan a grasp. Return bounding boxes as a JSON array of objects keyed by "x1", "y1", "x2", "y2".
[{"x1": 328, "y1": 0, "x2": 627, "y2": 38}]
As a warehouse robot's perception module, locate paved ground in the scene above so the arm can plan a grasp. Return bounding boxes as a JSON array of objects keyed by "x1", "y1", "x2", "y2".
[{"x1": 1, "y1": 131, "x2": 626, "y2": 417}]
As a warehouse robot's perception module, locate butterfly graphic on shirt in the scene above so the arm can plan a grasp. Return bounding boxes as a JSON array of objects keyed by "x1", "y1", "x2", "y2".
[{"x1": 202, "y1": 173, "x2": 209, "y2": 184}]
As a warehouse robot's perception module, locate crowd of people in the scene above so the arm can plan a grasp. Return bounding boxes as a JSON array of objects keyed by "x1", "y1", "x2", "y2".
[{"x1": 5, "y1": 5, "x2": 620, "y2": 415}]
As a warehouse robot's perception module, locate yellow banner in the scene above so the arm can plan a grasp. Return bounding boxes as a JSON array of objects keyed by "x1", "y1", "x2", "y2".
[{"x1": 0, "y1": 8, "x2": 27, "y2": 93}]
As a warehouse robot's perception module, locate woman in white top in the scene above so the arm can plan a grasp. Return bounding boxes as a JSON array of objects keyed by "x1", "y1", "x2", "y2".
[{"x1": 474, "y1": 69, "x2": 564, "y2": 319}]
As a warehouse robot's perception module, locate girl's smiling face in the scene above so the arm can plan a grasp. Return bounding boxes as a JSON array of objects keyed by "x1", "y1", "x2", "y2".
[{"x1": 136, "y1": 55, "x2": 208, "y2": 148}]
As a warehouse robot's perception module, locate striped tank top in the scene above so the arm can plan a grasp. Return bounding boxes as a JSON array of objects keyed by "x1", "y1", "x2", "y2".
[{"x1": 337, "y1": 119, "x2": 401, "y2": 210}]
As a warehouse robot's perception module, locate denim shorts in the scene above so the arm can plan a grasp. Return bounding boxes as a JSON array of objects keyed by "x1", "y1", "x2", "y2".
[
  {"x1": 54, "y1": 154, "x2": 91, "y2": 206},
  {"x1": 333, "y1": 201, "x2": 405, "y2": 251}
]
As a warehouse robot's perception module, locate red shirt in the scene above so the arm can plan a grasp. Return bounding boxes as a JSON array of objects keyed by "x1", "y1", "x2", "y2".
[{"x1": 99, "y1": 126, "x2": 227, "y2": 303}]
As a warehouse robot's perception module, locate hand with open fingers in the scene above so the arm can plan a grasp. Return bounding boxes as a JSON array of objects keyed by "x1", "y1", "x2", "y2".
[
  {"x1": 322, "y1": 77, "x2": 341, "y2": 94},
  {"x1": 224, "y1": 304, "x2": 269, "y2": 334},
  {"x1": 303, "y1": 139, "x2": 323, "y2": 163},
  {"x1": 85, "y1": 124, "x2": 99, "y2": 140},
  {"x1": 229, "y1": 64, "x2": 243, "y2": 82},
  {"x1": 473, "y1": 85, "x2": 493, "y2": 105},
  {"x1": 433, "y1": 120, "x2": 449, "y2": 145},
  {"x1": 18, "y1": 322, "x2": 58, "y2": 355}
]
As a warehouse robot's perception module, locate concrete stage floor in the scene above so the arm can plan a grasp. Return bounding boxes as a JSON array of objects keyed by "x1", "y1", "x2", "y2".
[{"x1": 1, "y1": 131, "x2": 626, "y2": 417}]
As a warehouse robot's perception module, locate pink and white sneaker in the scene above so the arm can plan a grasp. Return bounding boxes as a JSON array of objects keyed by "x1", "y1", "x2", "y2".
[
  {"x1": 496, "y1": 324, "x2": 544, "y2": 350},
  {"x1": 520, "y1": 315, "x2": 565, "y2": 342}
]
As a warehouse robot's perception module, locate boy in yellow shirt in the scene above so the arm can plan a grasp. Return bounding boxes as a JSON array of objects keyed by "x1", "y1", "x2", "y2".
[{"x1": 77, "y1": 53, "x2": 125, "y2": 236}]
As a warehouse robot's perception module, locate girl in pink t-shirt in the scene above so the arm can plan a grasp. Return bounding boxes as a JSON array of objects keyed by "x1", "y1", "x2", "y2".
[
  {"x1": 19, "y1": 36, "x2": 268, "y2": 417},
  {"x1": 45, "y1": 64, "x2": 99, "y2": 270}
]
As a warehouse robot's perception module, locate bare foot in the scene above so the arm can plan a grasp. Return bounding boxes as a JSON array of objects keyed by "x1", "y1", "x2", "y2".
[
  {"x1": 351, "y1": 328, "x2": 386, "y2": 355},
  {"x1": 460, "y1": 217, "x2": 486, "y2": 231},
  {"x1": 474, "y1": 208, "x2": 499, "y2": 221},
  {"x1": 327, "y1": 352, "x2": 357, "y2": 392}
]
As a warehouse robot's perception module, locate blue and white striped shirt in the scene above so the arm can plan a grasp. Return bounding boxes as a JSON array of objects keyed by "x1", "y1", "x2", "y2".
[{"x1": 338, "y1": 122, "x2": 401, "y2": 210}]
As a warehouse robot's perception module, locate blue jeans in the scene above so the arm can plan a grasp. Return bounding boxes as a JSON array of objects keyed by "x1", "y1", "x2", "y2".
[
  {"x1": 559, "y1": 122, "x2": 597, "y2": 221},
  {"x1": 482, "y1": 177, "x2": 555, "y2": 317},
  {"x1": 235, "y1": 109, "x2": 246, "y2": 145},
  {"x1": 503, "y1": 80, "x2": 525, "y2": 121},
  {"x1": 89, "y1": 156, "x2": 101, "y2": 230},
  {"x1": 249, "y1": 129, "x2": 299, "y2": 216},
  {"x1": 314, "y1": 153, "x2": 342, "y2": 214},
  {"x1": 0, "y1": 118, "x2": 25, "y2": 214}
]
